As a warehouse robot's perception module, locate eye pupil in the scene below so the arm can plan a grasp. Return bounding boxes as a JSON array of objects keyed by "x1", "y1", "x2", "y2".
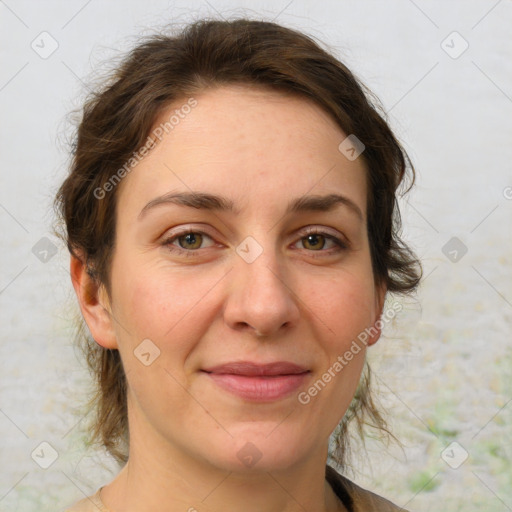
[
  {"x1": 180, "y1": 232, "x2": 202, "y2": 249},
  {"x1": 304, "y1": 234, "x2": 324, "y2": 250}
]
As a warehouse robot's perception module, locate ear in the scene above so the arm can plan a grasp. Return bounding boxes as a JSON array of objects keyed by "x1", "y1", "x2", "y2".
[
  {"x1": 366, "y1": 281, "x2": 387, "y2": 347},
  {"x1": 70, "y1": 254, "x2": 118, "y2": 349}
]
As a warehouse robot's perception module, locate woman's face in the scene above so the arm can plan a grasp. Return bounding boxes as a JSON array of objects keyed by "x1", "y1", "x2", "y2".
[{"x1": 99, "y1": 85, "x2": 384, "y2": 472}]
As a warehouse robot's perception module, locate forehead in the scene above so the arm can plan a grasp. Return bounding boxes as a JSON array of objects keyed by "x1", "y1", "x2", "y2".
[{"x1": 117, "y1": 85, "x2": 368, "y2": 219}]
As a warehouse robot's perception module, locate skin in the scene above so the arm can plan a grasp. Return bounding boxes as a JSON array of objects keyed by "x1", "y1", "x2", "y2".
[{"x1": 71, "y1": 84, "x2": 386, "y2": 512}]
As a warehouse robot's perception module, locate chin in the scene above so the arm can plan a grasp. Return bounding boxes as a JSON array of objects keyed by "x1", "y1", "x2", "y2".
[{"x1": 201, "y1": 424, "x2": 312, "y2": 474}]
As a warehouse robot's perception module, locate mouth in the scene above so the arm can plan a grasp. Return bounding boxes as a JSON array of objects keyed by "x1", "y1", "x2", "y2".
[{"x1": 201, "y1": 361, "x2": 310, "y2": 402}]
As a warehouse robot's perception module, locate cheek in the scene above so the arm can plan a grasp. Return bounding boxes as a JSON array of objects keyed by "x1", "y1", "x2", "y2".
[
  {"x1": 305, "y1": 275, "x2": 372, "y2": 421},
  {"x1": 306, "y1": 268, "x2": 377, "y2": 347},
  {"x1": 112, "y1": 261, "x2": 221, "y2": 353},
  {"x1": 111, "y1": 266, "x2": 214, "y2": 415}
]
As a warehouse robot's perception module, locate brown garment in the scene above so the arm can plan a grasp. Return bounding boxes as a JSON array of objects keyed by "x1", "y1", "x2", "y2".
[
  {"x1": 65, "y1": 465, "x2": 408, "y2": 511},
  {"x1": 325, "y1": 465, "x2": 408, "y2": 511}
]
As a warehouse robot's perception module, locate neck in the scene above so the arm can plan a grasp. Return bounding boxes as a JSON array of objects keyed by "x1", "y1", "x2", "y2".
[
  {"x1": 100, "y1": 414, "x2": 345, "y2": 512},
  {"x1": 104, "y1": 461, "x2": 344, "y2": 512}
]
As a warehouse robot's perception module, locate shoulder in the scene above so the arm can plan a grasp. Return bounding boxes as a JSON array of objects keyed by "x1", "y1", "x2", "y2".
[
  {"x1": 64, "y1": 488, "x2": 110, "y2": 512},
  {"x1": 326, "y1": 465, "x2": 409, "y2": 512}
]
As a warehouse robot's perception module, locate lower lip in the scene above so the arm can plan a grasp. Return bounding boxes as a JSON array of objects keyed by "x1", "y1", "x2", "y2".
[{"x1": 203, "y1": 372, "x2": 309, "y2": 402}]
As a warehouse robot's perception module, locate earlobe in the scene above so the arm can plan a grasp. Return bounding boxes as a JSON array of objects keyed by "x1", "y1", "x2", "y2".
[
  {"x1": 367, "y1": 282, "x2": 387, "y2": 347},
  {"x1": 70, "y1": 254, "x2": 118, "y2": 349}
]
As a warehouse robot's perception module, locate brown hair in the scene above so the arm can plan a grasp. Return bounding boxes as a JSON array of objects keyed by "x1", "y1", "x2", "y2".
[{"x1": 54, "y1": 18, "x2": 421, "y2": 468}]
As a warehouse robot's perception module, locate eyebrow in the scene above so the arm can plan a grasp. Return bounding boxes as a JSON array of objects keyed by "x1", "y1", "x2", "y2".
[{"x1": 138, "y1": 191, "x2": 363, "y2": 221}]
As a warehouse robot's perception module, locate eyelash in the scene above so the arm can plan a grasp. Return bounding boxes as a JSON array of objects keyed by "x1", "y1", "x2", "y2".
[{"x1": 161, "y1": 226, "x2": 348, "y2": 258}]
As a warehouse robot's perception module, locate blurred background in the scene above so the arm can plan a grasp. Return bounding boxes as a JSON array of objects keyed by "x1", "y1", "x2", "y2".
[{"x1": 0, "y1": 1, "x2": 511, "y2": 510}]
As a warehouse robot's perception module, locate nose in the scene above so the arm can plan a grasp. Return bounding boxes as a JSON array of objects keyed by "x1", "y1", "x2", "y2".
[{"x1": 223, "y1": 244, "x2": 301, "y2": 338}]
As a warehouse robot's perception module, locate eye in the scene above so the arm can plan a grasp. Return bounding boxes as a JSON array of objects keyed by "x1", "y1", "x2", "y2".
[
  {"x1": 161, "y1": 226, "x2": 348, "y2": 258},
  {"x1": 162, "y1": 230, "x2": 216, "y2": 256},
  {"x1": 294, "y1": 227, "x2": 348, "y2": 255}
]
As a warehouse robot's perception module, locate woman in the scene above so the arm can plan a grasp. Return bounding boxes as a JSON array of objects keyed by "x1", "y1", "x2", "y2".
[{"x1": 57, "y1": 18, "x2": 421, "y2": 512}]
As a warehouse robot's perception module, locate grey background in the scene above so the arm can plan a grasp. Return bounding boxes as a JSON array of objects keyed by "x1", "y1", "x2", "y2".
[{"x1": 0, "y1": 1, "x2": 511, "y2": 511}]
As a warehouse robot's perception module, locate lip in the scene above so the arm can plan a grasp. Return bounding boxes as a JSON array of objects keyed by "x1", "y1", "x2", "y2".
[
  {"x1": 203, "y1": 361, "x2": 309, "y2": 376},
  {"x1": 201, "y1": 361, "x2": 310, "y2": 402}
]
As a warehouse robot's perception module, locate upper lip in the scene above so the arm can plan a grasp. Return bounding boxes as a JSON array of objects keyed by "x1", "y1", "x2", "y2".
[{"x1": 202, "y1": 361, "x2": 309, "y2": 376}]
